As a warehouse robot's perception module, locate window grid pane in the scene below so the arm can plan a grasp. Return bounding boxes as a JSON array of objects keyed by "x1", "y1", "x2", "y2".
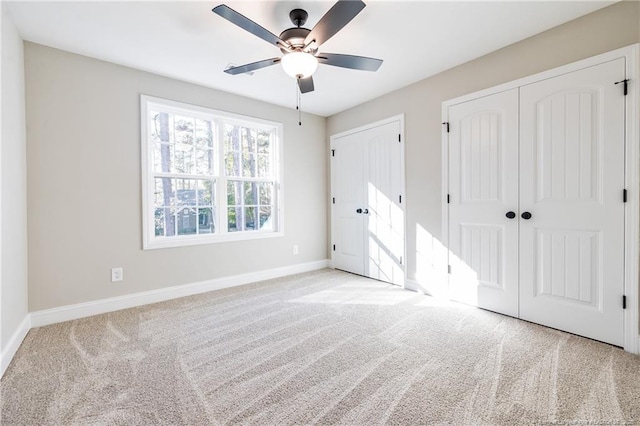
[
  {"x1": 153, "y1": 177, "x2": 216, "y2": 236},
  {"x1": 225, "y1": 125, "x2": 271, "y2": 179},
  {"x1": 151, "y1": 111, "x2": 215, "y2": 177},
  {"x1": 227, "y1": 179, "x2": 274, "y2": 232}
]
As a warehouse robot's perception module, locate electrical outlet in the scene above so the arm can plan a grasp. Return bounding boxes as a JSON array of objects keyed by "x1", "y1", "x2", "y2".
[
  {"x1": 111, "y1": 267, "x2": 123, "y2": 282},
  {"x1": 293, "y1": 245, "x2": 299, "y2": 255}
]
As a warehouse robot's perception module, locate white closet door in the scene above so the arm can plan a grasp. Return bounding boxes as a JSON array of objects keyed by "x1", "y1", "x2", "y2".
[
  {"x1": 332, "y1": 119, "x2": 405, "y2": 285},
  {"x1": 332, "y1": 131, "x2": 366, "y2": 275},
  {"x1": 519, "y1": 58, "x2": 626, "y2": 346},
  {"x1": 364, "y1": 121, "x2": 404, "y2": 285},
  {"x1": 448, "y1": 89, "x2": 520, "y2": 317}
]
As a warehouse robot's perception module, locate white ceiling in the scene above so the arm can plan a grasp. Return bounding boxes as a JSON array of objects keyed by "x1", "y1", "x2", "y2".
[{"x1": 7, "y1": 0, "x2": 614, "y2": 117}]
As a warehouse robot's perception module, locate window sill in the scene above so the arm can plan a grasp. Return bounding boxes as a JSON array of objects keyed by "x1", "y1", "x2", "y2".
[{"x1": 143, "y1": 231, "x2": 284, "y2": 250}]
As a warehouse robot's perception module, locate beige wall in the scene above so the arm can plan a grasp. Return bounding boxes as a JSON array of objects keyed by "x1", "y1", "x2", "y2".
[
  {"x1": 327, "y1": 1, "x2": 640, "y2": 288},
  {"x1": 25, "y1": 43, "x2": 327, "y2": 312},
  {"x1": 1, "y1": 4, "x2": 29, "y2": 351}
]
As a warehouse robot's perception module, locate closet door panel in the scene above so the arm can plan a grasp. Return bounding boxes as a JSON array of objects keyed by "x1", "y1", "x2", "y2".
[
  {"x1": 332, "y1": 133, "x2": 366, "y2": 276},
  {"x1": 365, "y1": 121, "x2": 404, "y2": 285},
  {"x1": 519, "y1": 58, "x2": 625, "y2": 346},
  {"x1": 448, "y1": 89, "x2": 520, "y2": 317}
]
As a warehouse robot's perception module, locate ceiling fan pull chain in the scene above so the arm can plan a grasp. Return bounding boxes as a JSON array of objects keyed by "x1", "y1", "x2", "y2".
[{"x1": 297, "y1": 77, "x2": 302, "y2": 126}]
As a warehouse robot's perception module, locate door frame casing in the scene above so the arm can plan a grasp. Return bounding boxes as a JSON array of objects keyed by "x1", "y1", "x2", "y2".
[
  {"x1": 330, "y1": 114, "x2": 407, "y2": 283},
  {"x1": 441, "y1": 44, "x2": 640, "y2": 354}
]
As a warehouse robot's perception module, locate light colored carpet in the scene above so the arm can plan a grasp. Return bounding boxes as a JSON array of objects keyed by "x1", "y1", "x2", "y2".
[{"x1": 1, "y1": 268, "x2": 639, "y2": 425}]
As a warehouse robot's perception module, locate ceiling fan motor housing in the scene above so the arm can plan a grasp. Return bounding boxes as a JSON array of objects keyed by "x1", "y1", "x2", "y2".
[{"x1": 279, "y1": 27, "x2": 314, "y2": 54}]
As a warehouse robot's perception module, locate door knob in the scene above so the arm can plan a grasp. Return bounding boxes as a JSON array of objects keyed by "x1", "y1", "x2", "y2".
[
  {"x1": 505, "y1": 211, "x2": 516, "y2": 219},
  {"x1": 363, "y1": 208, "x2": 369, "y2": 214},
  {"x1": 521, "y1": 211, "x2": 532, "y2": 220},
  {"x1": 356, "y1": 208, "x2": 363, "y2": 214}
]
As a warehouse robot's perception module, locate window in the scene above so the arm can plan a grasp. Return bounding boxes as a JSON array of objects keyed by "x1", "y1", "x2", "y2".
[{"x1": 141, "y1": 95, "x2": 283, "y2": 249}]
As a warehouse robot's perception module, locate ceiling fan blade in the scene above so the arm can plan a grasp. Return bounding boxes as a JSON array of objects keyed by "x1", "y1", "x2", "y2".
[
  {"x1": 304, "y1": 0, "x2": 366, "y2": 47},
  {"x1": 224, "y1": 58, "x2": 281, "y2": 75},
  {"x1": 298, "y1": 76, "x2": 315, "y2": 93},
  {"x1": 317, "y1": 53, "x2": 382, "y2": 71},
  {"x1": 213, "y1": 5, "x2": 285, "y2": 48}
]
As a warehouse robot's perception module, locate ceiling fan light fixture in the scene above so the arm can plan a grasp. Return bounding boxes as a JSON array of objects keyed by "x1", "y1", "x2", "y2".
[{"x1": 281, "y1": 52, "x2": 318, "y2": 79}]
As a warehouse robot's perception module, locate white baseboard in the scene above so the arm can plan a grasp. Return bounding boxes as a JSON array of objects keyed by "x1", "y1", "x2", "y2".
[
  {"x1": 1, "y1": 314, "x2": 31, "y2": 378},
  {"x1": 403, "y1": 278, "x2": 427, "y2": 294},
  {"x1": 30, "y1": 259, "x2": 330, "y2": 328}
]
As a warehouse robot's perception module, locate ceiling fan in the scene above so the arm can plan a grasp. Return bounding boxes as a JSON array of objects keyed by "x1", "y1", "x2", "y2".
[{"x1": 212, "y1": 0, "x2": 383, "y2": 94}]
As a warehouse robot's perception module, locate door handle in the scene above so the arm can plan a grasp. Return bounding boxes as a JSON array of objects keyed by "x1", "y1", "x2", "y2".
[
  {"x1": 356, "y1": 208, "x2": 363, "y2": 214},
  {"x1": 505, "y1": 211, "x2": 516, "y2": 219},
  {"x1": 521, "y1": 211, "x2": 532, "y2": 220},
  {"x1": 363, "y1": 208, "x2": 369, "y2": 214}
]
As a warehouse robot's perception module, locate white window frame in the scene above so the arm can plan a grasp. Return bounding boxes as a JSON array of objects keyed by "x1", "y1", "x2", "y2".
[{"x1": 141, "y1": 95, "x2": 284, "y2": 249}]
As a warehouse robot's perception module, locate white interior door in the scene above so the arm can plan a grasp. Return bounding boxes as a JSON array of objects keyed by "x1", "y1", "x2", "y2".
[
  {"x1": 447, "y1": 89, "x2": 520, "y2": 317},
  {"x1": 332, "y1": 119, "x2": 405, "y2": 285},
  {"x1": 519, "y1": 58, "x2": 626, "y2": 346},
  {"x1": 364, "y1": 122, "x2": 404, "y2": 285},
  {"x1": 332, "y1": 131, "x2": 365, "y2": 276}
]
